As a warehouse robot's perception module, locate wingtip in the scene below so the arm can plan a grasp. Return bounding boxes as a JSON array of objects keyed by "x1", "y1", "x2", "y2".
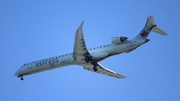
[
  {"x1": 121, "y1": 76, "x2": 127, "y2": 79},
  {"x1": 78, "y1": 20, "x2": 84, "y2": 29},
  {"x1": 116, "y1": 73, "x2": 126, "y2": 79}
]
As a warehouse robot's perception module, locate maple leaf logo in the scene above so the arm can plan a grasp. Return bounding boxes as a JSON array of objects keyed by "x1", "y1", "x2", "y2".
[{"x1": 140, "y1": 31, "x2": 148, "y2": 37}]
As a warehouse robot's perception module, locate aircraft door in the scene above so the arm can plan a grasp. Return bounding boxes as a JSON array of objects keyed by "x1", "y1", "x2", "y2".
[{"x1": 27, "y1": 63, "x2": 32, "y2": 69}]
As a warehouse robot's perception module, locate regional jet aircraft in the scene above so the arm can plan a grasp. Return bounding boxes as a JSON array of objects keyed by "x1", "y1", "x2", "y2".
[{"x1": 14, "y1": 16, "x2": 168, "y2": 80}]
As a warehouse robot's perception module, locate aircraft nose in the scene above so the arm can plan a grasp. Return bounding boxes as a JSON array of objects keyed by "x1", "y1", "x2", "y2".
[
  {"x1": 14, "y1": 69, "x2": 20, "y2": 76},
  {"x1": 14, "y1": 71, "x2": 18, "y2": 76}
]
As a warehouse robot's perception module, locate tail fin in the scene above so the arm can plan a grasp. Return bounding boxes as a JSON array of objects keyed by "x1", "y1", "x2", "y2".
[
  {"x1": 145, "y1": 16, "x2": 155, "y2": 28},
  {"x1": 145, "y1": 16, "x2": 168, "y2": 35},
  {"x1": 135, "y1": 16, "x2": 168, "y2": 39}
]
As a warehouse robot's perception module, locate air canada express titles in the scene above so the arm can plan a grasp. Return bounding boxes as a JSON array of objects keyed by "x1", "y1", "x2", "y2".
[{"x1": 36, "y1": 58, "x2": 59, "y2": 67}]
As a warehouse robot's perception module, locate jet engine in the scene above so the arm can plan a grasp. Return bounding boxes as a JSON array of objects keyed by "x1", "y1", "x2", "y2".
[{"x1": 111, "y1": 36, "x2": 128, "y2": 44}]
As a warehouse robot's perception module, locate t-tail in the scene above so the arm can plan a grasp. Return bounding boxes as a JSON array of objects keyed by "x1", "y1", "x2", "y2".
[{"x1": 135, "y1": 16, "x2": 168, "y2": 39}]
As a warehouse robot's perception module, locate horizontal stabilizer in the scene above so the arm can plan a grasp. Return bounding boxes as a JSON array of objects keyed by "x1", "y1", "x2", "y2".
[{"x1": 152, "y1": 26, "x2": 168, "y2": 35}]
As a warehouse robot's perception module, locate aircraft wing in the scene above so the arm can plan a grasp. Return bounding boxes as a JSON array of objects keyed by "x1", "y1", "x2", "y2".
[
  {"x1": 73, "y1": 21, "x2": 125, "y2": 79},
  {"x1": 83, "y1": 63, "x2": 126, "y2": 79},
  {"x1": 73, "y1": 21, "x2": 91, "y2": 62}
]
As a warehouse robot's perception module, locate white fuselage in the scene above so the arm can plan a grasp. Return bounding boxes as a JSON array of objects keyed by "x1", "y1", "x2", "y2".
[{"x1": 14, "y1": 38, "x2": 147, "y2": 77}]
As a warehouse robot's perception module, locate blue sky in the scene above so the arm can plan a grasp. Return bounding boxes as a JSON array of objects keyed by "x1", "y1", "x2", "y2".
[{"x1": 1, "y1": 0, "x2": 180, "y2": 101}]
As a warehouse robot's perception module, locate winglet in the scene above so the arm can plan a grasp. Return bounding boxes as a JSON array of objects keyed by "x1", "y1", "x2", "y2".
[{"x1": 78, "y1": 21, "x2": 84, "y2": 29}]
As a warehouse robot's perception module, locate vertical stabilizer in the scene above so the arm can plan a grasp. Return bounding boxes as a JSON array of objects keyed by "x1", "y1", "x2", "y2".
[{"x1": 145, "y1": 16, "x2": 155, "y2": 28}]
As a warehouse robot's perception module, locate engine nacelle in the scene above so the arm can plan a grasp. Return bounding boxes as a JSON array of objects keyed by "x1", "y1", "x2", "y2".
[{"x1": 111, "y1": 36, "x2": 128, "y2": 44}]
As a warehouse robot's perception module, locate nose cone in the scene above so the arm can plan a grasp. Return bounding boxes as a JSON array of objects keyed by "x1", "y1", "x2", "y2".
[
  {"x1": 14, "y1": 70, "x2": 19, "y2": 76},
  {"x1": 14, "y1": 69, "x2": 22, "y2": 76}
]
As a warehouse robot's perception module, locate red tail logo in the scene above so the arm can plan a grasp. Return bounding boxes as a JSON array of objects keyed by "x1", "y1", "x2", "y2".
[{"x1": 140, "y1": 31, "x2": 148, "y2": 37}]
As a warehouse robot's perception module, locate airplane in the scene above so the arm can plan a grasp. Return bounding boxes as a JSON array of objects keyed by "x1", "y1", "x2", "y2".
[{"x1": 14, "y1": 16, "x2": 168, "y2": 80}]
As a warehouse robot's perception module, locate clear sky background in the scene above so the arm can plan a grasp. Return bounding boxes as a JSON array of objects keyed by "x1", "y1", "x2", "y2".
[{"x1": 1, "y1": 0, "x2": 180, "y2": 101}]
